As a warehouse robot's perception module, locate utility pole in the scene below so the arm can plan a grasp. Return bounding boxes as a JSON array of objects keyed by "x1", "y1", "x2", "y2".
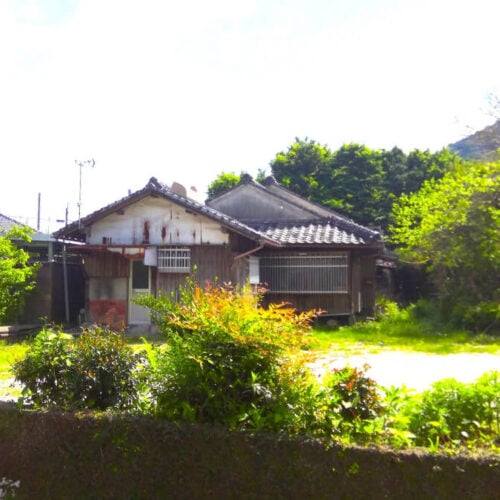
[{"x1": 75, "y1": 158, "x2": 95, "y2": 227}]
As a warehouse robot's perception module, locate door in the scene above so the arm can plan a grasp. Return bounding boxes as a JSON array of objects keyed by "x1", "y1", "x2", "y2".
[{"x1": 129, "y1": 260, "x2": 151, "y2": 324}]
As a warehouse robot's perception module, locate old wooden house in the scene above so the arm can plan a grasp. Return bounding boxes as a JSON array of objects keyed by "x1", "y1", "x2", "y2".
[{"x1": 54, "y1": 176, "x2": 383, "y2": 330}]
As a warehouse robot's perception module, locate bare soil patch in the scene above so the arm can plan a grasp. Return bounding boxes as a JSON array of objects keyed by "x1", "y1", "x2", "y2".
[{"x1": 308, "y1": 351, "x2": 500, "y2": 391}]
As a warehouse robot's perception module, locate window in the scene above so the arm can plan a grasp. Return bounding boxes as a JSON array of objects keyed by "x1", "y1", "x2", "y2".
[
  {"x1": 259, "y1": 254, "x2": 348, "y2": 294},
  {"x1": 158, "y1": 247, "x2": 191, "y2": 273}
]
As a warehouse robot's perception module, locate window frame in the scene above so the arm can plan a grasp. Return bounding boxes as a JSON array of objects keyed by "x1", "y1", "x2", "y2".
[
  {"x1": 259, "y1": 253, "x2": 349, "y2": 294},
  {"x1": 157, "y1": 247, "x2": 191, "y2": 273}
]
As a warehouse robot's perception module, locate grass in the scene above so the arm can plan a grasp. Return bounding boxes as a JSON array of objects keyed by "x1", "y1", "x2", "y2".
[
  {"x1": 0, "y1": 340, "x2": 29, "y2": 381},
  {"x1": 310, "y1": 307, "x2": 500, "y2": 355},
  {"x1": 0, "y1": 339, "x2": 30, "y2": 399}
]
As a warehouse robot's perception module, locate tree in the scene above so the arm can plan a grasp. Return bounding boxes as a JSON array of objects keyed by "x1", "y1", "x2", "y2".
[
  {"x1": 207, "y1": 169, "x2": 270, "y2": 199},
  {"x1": 270, "y1": 138, "x2": 333, "y2": 200},
  {"x1": 390, "y1": 161, "x2": 500, "y2": 329},
  {"x1": 0, "y1": 226, "x2": 39, "y2": 324},
  {"x1": 269, "y1": 138, "x2": 458, "y2": 231}
]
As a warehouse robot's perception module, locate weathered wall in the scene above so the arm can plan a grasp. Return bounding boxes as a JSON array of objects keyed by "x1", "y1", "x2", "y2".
[
  {"x1": 0, "y1": 406, "x2": 498, "y2": 499},
  {"x1": 88, "y1": 277, "x2": 128, "y2": 328},
  {"x1": 208, "y1": 182, "x2": 321, "y2": 224},
  {"x1": 21, "y1": 262, "x2": 85, "y2": 324},
  {"x1": 88, "y1": 196, "x2": 229, "y2": 246},
  {"x1": 83, "y1": 253, "x2": 129, "y2": 327}
]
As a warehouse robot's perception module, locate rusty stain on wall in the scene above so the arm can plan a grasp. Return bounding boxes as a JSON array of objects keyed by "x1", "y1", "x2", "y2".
[
  {"x1": 89, "y1": 299, "x2": 126, "y2": 329},
  {"x1": 143, "y1": 220, "x2": 150, "y2": 244}
]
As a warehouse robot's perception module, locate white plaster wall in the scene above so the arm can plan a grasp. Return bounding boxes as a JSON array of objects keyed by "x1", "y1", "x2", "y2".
[{"x1": 88, "y1": 197, "x2": 229, "y2": 246}]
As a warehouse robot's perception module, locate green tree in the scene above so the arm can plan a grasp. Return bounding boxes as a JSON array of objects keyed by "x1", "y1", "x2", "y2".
[
  {"x1": 325, "y1": 144, "x2": 388, "y2": 227},
  {"x1": 390, "y1": 161, "x2": 500, "y2": 328},
  {"x1": 269, "y1": 139, "x2": 457, "y2": 231},
  {"x1": 271, "y1": 138, "x2": 333, "y2": 200},
  {"x1": 207, "y1": 172, "x2": 242, "y2": 199},
  {"x1": 0, "y1": 226, "x2": 39, "y2": 324}
]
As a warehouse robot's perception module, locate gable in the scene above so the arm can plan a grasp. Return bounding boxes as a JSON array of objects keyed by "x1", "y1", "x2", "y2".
[
  {"x1": 207, "y1": 182, "x2": 325, "y2": 225},
  {"x1": 54, "y1": 178, "x2": 277, "y2": 246},
  {"x1": 207, "y1": 176, "x2": 381, "y2": 248},
  {"x1": 87, "y1": 195, "x2": 229, "y2": 246}
]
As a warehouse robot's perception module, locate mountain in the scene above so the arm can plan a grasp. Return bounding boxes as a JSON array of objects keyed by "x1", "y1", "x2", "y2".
[{"x1": 449, "y1": 119, "x2": 500, "y2": 161}]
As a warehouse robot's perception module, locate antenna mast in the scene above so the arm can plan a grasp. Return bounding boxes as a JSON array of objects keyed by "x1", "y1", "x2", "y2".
[{"x1": 75, "y1": 158, "x2": 95, "y2": 227}]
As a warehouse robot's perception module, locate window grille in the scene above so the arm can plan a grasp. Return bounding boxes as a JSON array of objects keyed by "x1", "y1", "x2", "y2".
[
  {"x1": 158, "y1": 247, "x2": 191, "y2": 273},
  {"x1": 259, "y1": 254, "x2": 348, "y2": 294}
]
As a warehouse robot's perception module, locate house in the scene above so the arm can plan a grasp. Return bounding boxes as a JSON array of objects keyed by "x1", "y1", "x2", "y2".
[
  {"x1": 0, "y1": 213, "x2": 85, "y2": 324},
  {"x1": 53, "y1": 176, "x2": 383, "y2": 330},
  {"x1": 207, "y1": 175, "x2": 383, "y2": 319}
]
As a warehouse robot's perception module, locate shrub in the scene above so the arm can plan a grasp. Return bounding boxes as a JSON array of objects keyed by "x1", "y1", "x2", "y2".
[
  {"x1": 313, "y1": 364, "x2": 383, "y2": 441},
  {"x1": 406, "y1": 371, "x2": 500, "y2": 448},
  {"x1": 13, "y1": 326, "x2": 149, "y2": 411},
  {"x1": 11, "y1": 328, "x2": 74, "y2": 408},
  {"x1": 135, "y1": 281, "x2": 317, "y2": 430},
  {"x1": 451, "y1": 301, "x2": 500, "y2": 335}
]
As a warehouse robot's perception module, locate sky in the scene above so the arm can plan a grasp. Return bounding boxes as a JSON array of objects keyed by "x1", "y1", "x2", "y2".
[{"x1": 1, "y1": 0, "x2": 499, "y2": 233}]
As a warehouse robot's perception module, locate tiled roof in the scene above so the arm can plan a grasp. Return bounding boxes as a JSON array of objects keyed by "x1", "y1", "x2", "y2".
[
  {"x1": 255, "y1": 221, "x2": 378, "y2": 246},
  {"x1": 53, "y1": 177, "x2": 281, "y2": 246},
  {"x1": 0, "y1": 213, "x2": 21, "y2": 233},
  {"x1": 54, "y1": 177, "x2": 381, "y2": 249}
]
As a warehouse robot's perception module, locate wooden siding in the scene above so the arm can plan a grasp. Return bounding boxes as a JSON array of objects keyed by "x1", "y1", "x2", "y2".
[
  {"x1": 21, "y1": 262, "x2": 85, "y2": 324},
  {"x1": 261, "y1": 293, "x2": 351, "y2": 315},
  {"x1": 83, "y1": 252, "x2": 129, "y2": 278},
  {"x1": 156, "y1": 245, "x2": 238, "y2": 296}
]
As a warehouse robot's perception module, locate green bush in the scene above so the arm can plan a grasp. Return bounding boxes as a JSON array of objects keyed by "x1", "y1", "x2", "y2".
[
  {"x1": 13, "y1": 326, "x2": 149, "y2": 411},
  {"x1": 406, "y1": 371, "x2": 500, "y2": 448},
  {"x1": 136, "y1": 281, "x2": 317, "y2": 430},
  {"x1": 312, "y1": 364, "x2": 383, "y2": 441},
  {"x1": 451, "y1": 301, "x2": 500, "y2": 335}
]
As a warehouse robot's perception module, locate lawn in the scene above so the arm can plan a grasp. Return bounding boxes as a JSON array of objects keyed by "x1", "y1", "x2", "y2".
[
  {"x1": 310, "y1": 324, "x2": 500, "y2": 355},
  {"x1": 310, "y1": 305, "x2": 500, "y2": 355}
]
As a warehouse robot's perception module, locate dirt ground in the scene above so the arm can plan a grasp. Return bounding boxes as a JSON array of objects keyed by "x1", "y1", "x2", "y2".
[{"x1": 308, "y1": 351, "x2": 500, "y2": 391}]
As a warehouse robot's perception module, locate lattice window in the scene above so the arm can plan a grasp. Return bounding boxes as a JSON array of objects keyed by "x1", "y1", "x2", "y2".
[
  {"x1": 259, "y1": 254, "x2": 348, "y2": 294},
  {"x1": 158, "y1": 247, "x2": 191, "y2": 273}
]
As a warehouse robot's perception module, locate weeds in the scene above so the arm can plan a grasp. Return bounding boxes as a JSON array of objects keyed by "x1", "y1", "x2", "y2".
[{"x1": 312, "y1": 300, "x2": 500, "y2": 355}]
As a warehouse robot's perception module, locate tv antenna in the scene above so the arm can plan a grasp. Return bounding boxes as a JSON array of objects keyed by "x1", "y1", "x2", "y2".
[{"x1": 75, "y1": 158, "x2": 95, "y2": 227}]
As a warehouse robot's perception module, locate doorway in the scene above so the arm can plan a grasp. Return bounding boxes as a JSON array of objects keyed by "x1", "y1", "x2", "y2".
[{"x1": 129, "y1": 260, "x2": 151, "y2": 325}]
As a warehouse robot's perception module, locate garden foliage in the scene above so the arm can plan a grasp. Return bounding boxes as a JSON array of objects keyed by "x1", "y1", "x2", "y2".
[
  {"x1": 391, "y1": 161, "x2": 500, "y2": 332},
  {"x1": 0, "y1": 226, "x2": 39, "y2": 324},
  {"x1": 13, "y1": 326, "x2": 148, "y2": 411},
  {"x1": 10, "y1": 282, "x2": 500, "y2": 453},
  {"x1": 135, "y1": 281, "x2": 317, "y2": 430}
]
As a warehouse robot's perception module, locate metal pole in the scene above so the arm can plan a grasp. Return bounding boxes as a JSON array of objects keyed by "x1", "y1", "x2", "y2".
[
  {"x1": 63, "y1": 244, "x2": 70, "y2": 324},
  {"x1": 75, "y1": 159, "x2": 95, "y2": 228}
]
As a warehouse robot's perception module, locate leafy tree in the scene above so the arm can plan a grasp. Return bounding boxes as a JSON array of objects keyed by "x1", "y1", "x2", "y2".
[
  {"x1": 0, "y1": 226, "x2": 39, "y2": 324},
  {"x1": 207, "y1": 172, "x2": 242, "y2": 198},
  {"x1": 271, "y1": 138, "x2": 333, "y2": 201},
  {"x1": 207, "y1": 169, "x2": 271, "y2": 199},
  {"x1": 390, "y1": 161, "x2": 500, "y2": 329},
  {"x1": 326, "y1": 144, "x2": 388, "y2": 227},
  {"x1": 269, "y1": 138, "x2": 457, "y2": 231}
]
